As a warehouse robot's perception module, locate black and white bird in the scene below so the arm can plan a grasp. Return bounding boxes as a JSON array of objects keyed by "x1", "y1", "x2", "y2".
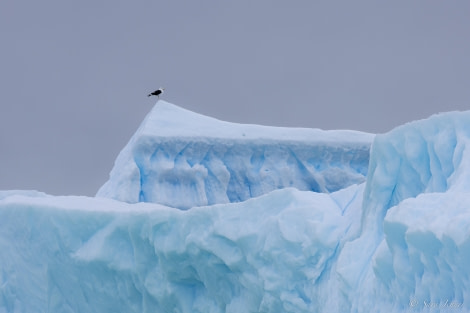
[{"x1": 148, "y1": 88, "x2": 165, "y2": 98}]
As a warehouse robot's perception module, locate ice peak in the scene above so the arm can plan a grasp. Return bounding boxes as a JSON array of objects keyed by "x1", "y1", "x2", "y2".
[{"x1": 139, "y1": 100, "x2": 227, "y2": 138}]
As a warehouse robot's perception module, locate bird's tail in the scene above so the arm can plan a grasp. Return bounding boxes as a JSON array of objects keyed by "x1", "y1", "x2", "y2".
[{"x1": 147, "y1": 94, "x2": 151, "y2": 97}]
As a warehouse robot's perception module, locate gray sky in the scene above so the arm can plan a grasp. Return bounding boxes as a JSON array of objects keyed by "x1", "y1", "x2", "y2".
[{"x1": 1, "y1": 1, "x2": 470, "y2": 196}]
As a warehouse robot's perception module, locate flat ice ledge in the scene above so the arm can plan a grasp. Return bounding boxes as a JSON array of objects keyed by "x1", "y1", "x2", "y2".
[{"x1": 138, "y1": 101, "x2": 374, "y2": 142}]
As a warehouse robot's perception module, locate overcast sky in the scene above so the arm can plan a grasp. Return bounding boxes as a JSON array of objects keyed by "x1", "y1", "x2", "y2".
[{"x1": 1, "y1": 1, "x2": 469, "y2": 196}]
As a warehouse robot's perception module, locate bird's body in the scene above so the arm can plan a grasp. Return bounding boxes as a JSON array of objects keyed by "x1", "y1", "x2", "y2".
[{"x1": 148, "y1": 88, "x2": 165, "y2": 98}]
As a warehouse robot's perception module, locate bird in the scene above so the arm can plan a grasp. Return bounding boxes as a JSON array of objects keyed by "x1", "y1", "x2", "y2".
[{"x1": 148, "y1": 88, "x2": 165, "y2": 98}]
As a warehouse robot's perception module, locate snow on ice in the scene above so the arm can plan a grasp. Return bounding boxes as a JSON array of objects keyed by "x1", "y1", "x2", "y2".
[{"x1": 1, "y1": 101, "x2": 469, "y2": 313}]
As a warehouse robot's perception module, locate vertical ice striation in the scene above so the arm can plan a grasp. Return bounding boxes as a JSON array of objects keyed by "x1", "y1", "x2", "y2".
[
  {"x1": 338, "y1": 111, "x2": 470, "y2": 311},
  {"x1": 97, "y1": 101, "x2": 374, "y2": 209}
]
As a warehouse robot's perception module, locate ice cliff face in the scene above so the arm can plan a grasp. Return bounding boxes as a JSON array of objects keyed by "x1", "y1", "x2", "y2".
[
  {"x1": 1, "y1": 102, "x2": 470, "y2": 313},
  {"x1": 345, "y1": 111, "x2": 470, "y2": 311},
  {"x1": 0, "y1": 186, "x2": 364, "y2": 313},
  {"x1": 97, "y1": 101, "x2": 373, "y2": 209}
]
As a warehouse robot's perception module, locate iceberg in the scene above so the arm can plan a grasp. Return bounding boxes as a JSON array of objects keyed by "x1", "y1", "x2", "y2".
[
  {"x1": 97, "y1": 101, "x2": 373, "y2": 209},
  {"x1": 1, "y1": 101, "x2": 469, "y2": 313}
]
